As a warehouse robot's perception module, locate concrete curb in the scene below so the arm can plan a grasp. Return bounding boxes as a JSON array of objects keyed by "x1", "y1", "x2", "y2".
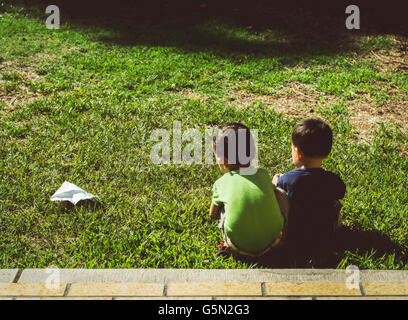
[
  {"x1": 0, "y1": 269, "x2": 19, "y2": 283},
  {"x1": 1, "y1": 269, "x2": 408, "y2": 299},
  {"x1": 0, "y1": 269, "x2": 406, "y2": 283}
]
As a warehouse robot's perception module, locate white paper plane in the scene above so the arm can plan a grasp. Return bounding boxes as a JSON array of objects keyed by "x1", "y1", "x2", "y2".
[{"x1": 50, "y1": 181, "x2": 98, "y2": 205}]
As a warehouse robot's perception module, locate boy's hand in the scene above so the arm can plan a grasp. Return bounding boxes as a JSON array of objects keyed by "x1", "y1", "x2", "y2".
[{"x1": 272, "y1": 173, "x2": 282, "y2": 186}]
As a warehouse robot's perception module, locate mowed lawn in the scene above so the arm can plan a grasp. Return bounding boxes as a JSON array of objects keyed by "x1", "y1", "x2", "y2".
[{"x1": 1, "y1": 3, "x2": 407, "y2": 269}]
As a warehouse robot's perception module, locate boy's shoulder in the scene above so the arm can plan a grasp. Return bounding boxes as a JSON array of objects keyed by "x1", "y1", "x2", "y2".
[
  {"x1": 281, "y1": 168, "x2": 343, "y2": 180},
  {"x1": 213, "y1": 167, "x2": 269, "y2": 187},
  {"x1": 278, "y1": 167, "x2": 346, "y2": 199},
  {"x1": 278, "y1": 168, "x2": 307, "y2": 184},
  {"x1": 217, "y1": 167, "x2": 267, "y2": 178},
  {"x1": 213, "y1": 170, "x2": 238, "y2": 187},
  {"x1": 278, "y1": 168, "x2": 346, "y2": 191}
]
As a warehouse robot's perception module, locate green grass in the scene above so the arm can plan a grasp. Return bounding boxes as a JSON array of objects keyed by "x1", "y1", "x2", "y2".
[{"x1": 0, "y1": 4, "x2": 407, "y2": 269}]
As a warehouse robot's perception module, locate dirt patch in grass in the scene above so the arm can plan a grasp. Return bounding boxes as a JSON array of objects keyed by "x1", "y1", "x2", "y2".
[
  {"x1": 349, "y1": 99, "x2": 408, "y2": 141},
  {"x1": 178, "y1": 83, "x2": 407, "y2": 142},
  {"x1": 225, "y1": 83, "x2": 407, "y2": 142},
  {"x1": 178, "y1": 89, "x2": 210, "y2": 102},
  {"x1": 226, "y1": 83, "x2": 338, "y2": 118},
  {"x1": 361, "y1": 37, "x2": 408, "y2": 74},
  {"x1": 347, "y1": 35, "x2": 408, "y2": 140},
  {"x1": 0, "y1": 57, "x2": 49, "y2": 118}
]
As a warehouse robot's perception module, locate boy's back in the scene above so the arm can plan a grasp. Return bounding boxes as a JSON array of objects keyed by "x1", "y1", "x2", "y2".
[
  {"x1": 272, "y1": 118, "x2": 347, "y2": 259},
  {"x1": 213, "y1": 168, "x2": 284, "y2": 254},
  {"x1": 277, "y1": 167, "x2": 346, "y2": 254},
  {"x1": 277, "y1": 168, "x2": 345, "y2": 207}
]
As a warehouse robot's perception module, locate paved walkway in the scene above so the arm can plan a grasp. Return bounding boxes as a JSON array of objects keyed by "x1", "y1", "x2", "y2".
[{"x1": 1, "y1": 269, "x2": 408, "y2": 300}]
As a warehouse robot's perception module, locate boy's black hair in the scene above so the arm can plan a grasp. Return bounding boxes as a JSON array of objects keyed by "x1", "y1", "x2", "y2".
[
  {"x1": 291, "y1": 118, "x2": 333, "y2": 158},
  {"x1": 213, "y1": 123, "x2": 255, "y2": 167}
]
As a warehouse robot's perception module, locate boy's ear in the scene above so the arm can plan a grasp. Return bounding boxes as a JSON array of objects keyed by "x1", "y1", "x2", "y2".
[{"x1": 295, "y1": 147, "x2": 303, "y2": 160}]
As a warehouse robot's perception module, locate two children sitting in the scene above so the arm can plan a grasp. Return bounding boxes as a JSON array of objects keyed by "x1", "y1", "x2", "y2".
[{"x1": 210, "y1": 119, "x2": 346, "y2": 260}]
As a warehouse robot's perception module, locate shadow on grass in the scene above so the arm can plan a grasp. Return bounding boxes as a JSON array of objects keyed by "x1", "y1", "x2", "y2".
[
  {"x1": 232, "y1": 225, "x2": 407, "y2": 268},
  {"x1": 7, "y1": 0, "x2": 408, "y2": 64},
  {"x1": 57, "y1": 198, "x2": 105, "y2": 213}
]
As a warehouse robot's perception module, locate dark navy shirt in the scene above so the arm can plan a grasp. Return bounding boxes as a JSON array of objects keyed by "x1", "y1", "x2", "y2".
[
  {"x1": 277, "y1": 168, "x2": 346, "y2": 207},
  {"x1": 277, "y1": 168, "x2": 346, "y2": 249}
]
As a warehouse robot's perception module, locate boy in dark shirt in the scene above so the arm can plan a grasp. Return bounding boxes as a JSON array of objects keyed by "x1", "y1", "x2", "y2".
[{"x1": 272, "y1": 118, "x2": 346, "y2": 259}]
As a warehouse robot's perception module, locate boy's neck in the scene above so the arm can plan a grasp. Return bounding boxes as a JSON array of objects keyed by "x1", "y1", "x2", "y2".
[
  {"x1": 298, "y1": 158, "x2": 324, "y2": 169},
  {"x1": 223, "y1": 162, "x2": 251, "y2": 173}
]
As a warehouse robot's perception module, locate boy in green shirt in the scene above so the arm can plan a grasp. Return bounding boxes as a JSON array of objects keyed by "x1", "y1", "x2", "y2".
[{"x1": 209, "y1": 123, "x2": 288, "y2": 258}]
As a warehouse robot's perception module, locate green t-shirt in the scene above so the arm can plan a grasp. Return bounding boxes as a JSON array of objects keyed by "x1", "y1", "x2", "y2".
[{"x1": 212, "y1": 168, "x2": 284, "y2": 253}]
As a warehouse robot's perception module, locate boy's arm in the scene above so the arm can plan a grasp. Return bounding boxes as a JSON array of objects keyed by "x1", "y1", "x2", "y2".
[
  {"x1": 209, "y1": 202, "x2": 221, "y2": 220},
  {"x1": 272, "y1": 173, "x2": 282, "y2": 186}
]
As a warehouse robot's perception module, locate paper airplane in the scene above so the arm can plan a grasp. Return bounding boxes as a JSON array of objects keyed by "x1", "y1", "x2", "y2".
[{"x1": 50, "y1": 181, "x2": 98, "y2": 205}]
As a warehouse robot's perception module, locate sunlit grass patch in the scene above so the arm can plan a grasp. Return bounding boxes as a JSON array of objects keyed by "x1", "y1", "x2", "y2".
[{"x1": 0, "y1": 4, "x2": 407, "y2": 269}]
